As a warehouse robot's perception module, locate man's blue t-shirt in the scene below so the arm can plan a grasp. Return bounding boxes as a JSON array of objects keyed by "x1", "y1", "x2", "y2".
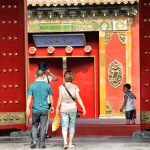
[{"x1": 28, "y1": 80, "x2": 53, "y2": 113}]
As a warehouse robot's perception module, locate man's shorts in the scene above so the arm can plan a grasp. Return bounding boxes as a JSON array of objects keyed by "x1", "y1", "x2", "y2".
[{"x1": 125, "y1": 109, "x2": 136, "y2": 119}]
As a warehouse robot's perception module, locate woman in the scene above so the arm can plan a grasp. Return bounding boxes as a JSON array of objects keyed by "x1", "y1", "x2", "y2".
[
  {"x1": 56, "y1": 70, "x2": 86, "y2": 149},
  {"x1": 36, "y1": 62, "x2": 58, "y2": 138}
]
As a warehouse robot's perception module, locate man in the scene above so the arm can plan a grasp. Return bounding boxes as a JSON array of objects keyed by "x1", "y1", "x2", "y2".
[
  {"x1": 37, "y1": 62, "x2": 58, "y2": 138},
  {"x1": 26, "y1": 69, "x2": 54, "y2": 148}
]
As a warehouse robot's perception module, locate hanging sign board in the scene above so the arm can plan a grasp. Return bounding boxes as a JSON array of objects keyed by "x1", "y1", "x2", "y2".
[{"x1": 33, "y1": 34, "x2": 86, "y2": 47}]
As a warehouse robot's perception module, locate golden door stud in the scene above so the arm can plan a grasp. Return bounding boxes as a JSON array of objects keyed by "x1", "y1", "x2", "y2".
[
  {"x1": 15, "y1": 101, "x2": 19, "y2": 104},
  {"x1": 9, "y1": 101, "x2": 13, "y2": 104},
  {"x1": 15, "y1": 69, "x2": 19, "y2": 72}
]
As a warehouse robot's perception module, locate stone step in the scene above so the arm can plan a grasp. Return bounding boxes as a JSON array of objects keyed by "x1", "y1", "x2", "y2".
[
  {"x1": 10, "y1": 131, "x2": 31, "y2": 138},
  {"x1": 133, "y1": 131, "x2": 150, "y2": 138}
]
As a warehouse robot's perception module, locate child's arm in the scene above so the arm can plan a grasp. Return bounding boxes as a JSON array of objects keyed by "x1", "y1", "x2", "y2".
[{"x1": 120, "y1": 95, "x2": 128, "y2": 112}]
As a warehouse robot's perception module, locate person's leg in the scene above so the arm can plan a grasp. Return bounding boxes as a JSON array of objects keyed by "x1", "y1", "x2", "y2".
[
  {"x1": 31, "y1": 112, "x2": 40, "y2": 144},
  {"x1": 68, "y1": 112, "x2": 76, "y2": 147},
  {"x1": 62, "y1": 131, "x2": 68, "y2": 147},
  {"x1": 61, "y1": 112, "x2": 69, "y2": 146},
  {"x1": 46, "y1": 110, "x2": 50, "y2": 136},
  {"x1": 69, "y1": 134, "x2": 74, "y2": 147},
  {"x1": 125, "y1": 111, "x2": 131, "y2": 124},
  {"x1": 131, "y1": 109, "x2": 136, "y2": 124},
  {"x1": 131, "y1": 119, "x2": 135, "y2": 124},
  {"x1": 126, "y1": 119, "x2": 130, "y2": 124},
  {"x1": 39, "y1": 110, "x2": 48, "y2": 148}
]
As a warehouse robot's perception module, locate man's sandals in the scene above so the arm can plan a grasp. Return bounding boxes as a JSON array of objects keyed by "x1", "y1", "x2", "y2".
[
  {"x1": 30, "y1": 141, "x2": 37, "y2": 148},
  {"x1": 46, "y1": 134, "x2": 51, "y2": 138},
  {"x1": 37, "y1": 133, "x2": 51, "y2": 138}
]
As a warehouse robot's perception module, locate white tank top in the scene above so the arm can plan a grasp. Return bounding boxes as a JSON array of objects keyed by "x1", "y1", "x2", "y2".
[{"x1": 125, "y1": 93, "x2": 135, "y2": 111}]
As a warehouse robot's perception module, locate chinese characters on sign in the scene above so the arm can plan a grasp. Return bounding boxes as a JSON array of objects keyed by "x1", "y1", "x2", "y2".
[{"x1": 33, "y1": 34, "x2": 86, "y2": 47}]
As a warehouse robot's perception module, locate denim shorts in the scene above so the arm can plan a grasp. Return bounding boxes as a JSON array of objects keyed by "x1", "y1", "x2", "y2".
[{"x1": 61, "y1": 112, "x2": 76, "y2": 134}]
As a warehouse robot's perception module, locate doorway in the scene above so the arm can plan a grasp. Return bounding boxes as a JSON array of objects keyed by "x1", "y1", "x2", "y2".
[{"x1": 29, "y1": 57, "x2": 95, "y2": 118}]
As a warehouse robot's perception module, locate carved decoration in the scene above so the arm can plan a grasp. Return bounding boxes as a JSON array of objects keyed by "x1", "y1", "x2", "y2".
[
  {"x1": 127, "y1": 18, "x2": 133, "y2": 30},
  {"x1": 84, "y1": 46, "x2": 92, "y2": 52},
  {"x1": 27, "y1": 10, "x2": 138, "y2": 21},
  {"x1": 66, "y1": 46, "x2": 73, "y2": 53},
  {"x1": 106, "y1": 102, "x2": 113, "y2": 114},
  {"x1": 27, "y1": 0, "x2": 139, "y2": 7},
  {"x1": 141, "y1": 111, "x2": 150, "y2": 123},
  {"x1": 119, "y1": 106, "x2": 125, "y2": 114},
  {"x1": 105, "y1": 33, "x2": 113, "y2": 45},
  {"x1": 108, "y1": 60, "x2": 124, "y2": 88},
  {"x1": 117, "y1": 33, "x2": 126, "y2": 44},
  {"x1": 29, "y1": 47, "x2": 36, "y2": 54},
  {"x1": 47, "y1": 46, "x2": 55, "y2": 53}
]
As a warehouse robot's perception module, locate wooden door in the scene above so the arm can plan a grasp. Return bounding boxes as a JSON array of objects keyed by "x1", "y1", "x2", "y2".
[
  {"x1": 139, "y1": 0, "x2": 150, "y2": 130},
  {"x1": 29, "y1": 58, "x2": 63, "y2": 119},
  {"x1": 67, "y1": 57, "x2": 95, "y2": 118},
  {"x1": 0, "y1": 0, "x2": 26, "y2": 131}
]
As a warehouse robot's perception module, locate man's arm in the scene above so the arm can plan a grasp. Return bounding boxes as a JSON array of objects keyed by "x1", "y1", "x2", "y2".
[
  {"x1": 120, "y1": 95, "x2": 128, "y2": 112},
  {"x1": 26, "y1": 95, "x2": 32, "y2": 116},
  {"x1": 47, "y1": 69, "x2": 58, "y2": 81},
  {"x1": 49, "y1": 94, "x2": 54, "y2": 113}
]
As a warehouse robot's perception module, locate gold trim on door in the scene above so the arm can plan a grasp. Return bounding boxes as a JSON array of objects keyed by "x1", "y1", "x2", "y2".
[
  {"x1": 0, "y1": 112, "x2": 26, "y2": 125},
  {"x1": 99, "y1": 31, "x2": 106, "y2": 117}
]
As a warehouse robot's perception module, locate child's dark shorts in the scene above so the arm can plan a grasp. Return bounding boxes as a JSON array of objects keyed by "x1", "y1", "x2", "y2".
[{"x1": 125, "y1": 109, "x2": 136, "y2": 119}]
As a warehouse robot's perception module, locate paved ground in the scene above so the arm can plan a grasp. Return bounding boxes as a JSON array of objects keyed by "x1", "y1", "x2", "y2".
[{"x1": 0, "y1": 136, "x2": 150, "y2": 150}]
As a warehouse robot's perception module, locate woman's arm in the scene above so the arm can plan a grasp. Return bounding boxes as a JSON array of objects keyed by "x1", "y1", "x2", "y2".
[
  {"x1": 120, "y1": 95, "x2": 128, "y2": 112},
  {"x1": 76, "y1": 92, "x2": 86, "y2": 116},
  {"x1": 56, "y1": 90, "x2": 62, "y2": 114}
]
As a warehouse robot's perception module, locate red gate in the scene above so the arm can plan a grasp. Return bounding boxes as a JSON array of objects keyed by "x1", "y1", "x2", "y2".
[
  {"x1": 140, "y1": 0, "x2": 150, "y2": 131},
  {"x1": 0, "y1": 0, "x2": 149, "y2": 133},
  {"x1": 0, "y1": 0, "x2": 27, "y2": 131}
]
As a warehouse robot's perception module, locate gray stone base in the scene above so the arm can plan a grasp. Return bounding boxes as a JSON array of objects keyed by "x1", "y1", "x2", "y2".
[
  {"x1": 133, "y1": 130, "x2": 150, "y2": 138},
  {"x1": 10, "y1": 131, "x2": 31, "y2": 138}
]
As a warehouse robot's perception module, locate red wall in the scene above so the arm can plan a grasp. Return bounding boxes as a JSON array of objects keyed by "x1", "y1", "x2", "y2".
[
  {"x1": 132, "y1": 13, "x2": 140, "y2": 118},
  {"x1": 28, "y1": 32, "x2": 100, "y2": 118}
]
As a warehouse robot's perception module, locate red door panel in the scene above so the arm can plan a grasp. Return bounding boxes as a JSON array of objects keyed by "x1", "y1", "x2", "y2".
[
  {"x1": 0, "y1": 0, "x2": 26, "y2": 130},
  {"x1": 139, "y1": 0, "x2": 150, "y2": 130},
  {"x1": 105, "y1": 33, "x2": 126, "y2": 114},
  {"x1": 29, "y1": 58, "x2": 63, "y2": 118},
  {"x1": 67, "y1": 57, "x2": 95, "y2": 118}
]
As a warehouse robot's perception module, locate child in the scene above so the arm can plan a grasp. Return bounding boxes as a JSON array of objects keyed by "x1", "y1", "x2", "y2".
[{"x1": 120, "y1": 84, "x2": 136, "y2": 124}]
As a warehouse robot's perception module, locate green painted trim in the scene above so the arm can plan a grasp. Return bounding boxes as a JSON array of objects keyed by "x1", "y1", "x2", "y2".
[
  {"x1": 28, "y1": 20, "x2": 129, "y2": 33},
  {"x1": 111, "y1": 21, "x2": 113, "y2": 30}
]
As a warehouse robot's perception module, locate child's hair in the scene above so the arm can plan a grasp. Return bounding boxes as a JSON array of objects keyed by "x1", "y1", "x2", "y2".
[{"x1": 124, "y1": 84, "x2": 131, "y2": 90}]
